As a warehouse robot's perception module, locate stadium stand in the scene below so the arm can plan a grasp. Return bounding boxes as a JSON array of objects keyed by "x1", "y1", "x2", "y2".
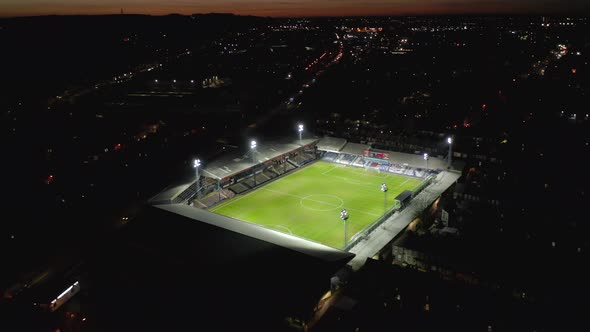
[
  {"x1": 191, "y1": 199, "x2": 208, "y2": 209},
  {"x1": 243, "y1": 177, "x2": 256, "y2": 188},
  {"x1": 174, "y1": 181, "x2": 200, "y2": 203},
  {"x1": 342, "y1": 154, "x2": 357, "y2": 165},
  {"x1": 322, "y1": 152, "x2": 339, "y2": 162},
  {"x1": 222, "y1": 189, "x2": 235, "y2": 199},
  {"x1": 195, "y1": 189, "x2": 237, "y2": 208},
  {"x1": 284, "y1": 161, "x2": 296, "y2": 172},
  {"x1": 290, "y1": 152, "x2": 316, "y2": 166},
  {"x1": 228, "y1": 182, "x2": 250, "y2": 194},
  {"x1": 255, "y1": 173, "x2": 271, "y2": 184},
  {"x1": 287, "y1": 159, "x2": 299, "y2": 169},
  {"x1": 263, "y1": 169, "x2": 277, "y2": 179},
  {"x1": 352, "y1": 157, "x2": 365, "y2": 167}
]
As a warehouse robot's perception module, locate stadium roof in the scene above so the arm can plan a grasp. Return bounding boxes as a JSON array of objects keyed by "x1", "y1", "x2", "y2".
[
  {"x1": 202, "y1": 138, "x2": 318, "y2": 180},
  {"x1": 148, "y1": 179, "x2": 196, "y2": 205},
  {"x1": 87, "y1": 204, "x2": 354, "y2": 331},
  {"x1": 373, "y1": 149, "x2": 448, "y2": 170},
  {"x1": 156, "y1": 204, "x2": 354, "y2": 263},
  {"x1": 341, "y1": 142, "x2": 370, "y2": 155},
  {"x1": 395, "y1": 190, "x2": 413, "y2": 204},
  {"x1": 317, "y1": 136, "x2": 348, "y2": 152}
]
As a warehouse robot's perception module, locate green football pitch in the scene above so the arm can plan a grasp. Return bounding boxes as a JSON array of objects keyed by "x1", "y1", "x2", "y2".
[{"x1": 210, "y1": 161, "x2": 423, "y2": 249}]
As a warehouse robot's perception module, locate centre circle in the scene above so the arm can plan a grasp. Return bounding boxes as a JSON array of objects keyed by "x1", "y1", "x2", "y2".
[{"x1": 300, "y1": 194, "x2": 344, "y2": 211}]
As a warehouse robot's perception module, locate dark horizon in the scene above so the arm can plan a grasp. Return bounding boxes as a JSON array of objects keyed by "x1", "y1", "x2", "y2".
[
  {"x1": 1, "y1": 0, "x2": 589, "y2": 18},
  {"x1": 1, "y1": 11, "x2": 589, "y2": 20}
]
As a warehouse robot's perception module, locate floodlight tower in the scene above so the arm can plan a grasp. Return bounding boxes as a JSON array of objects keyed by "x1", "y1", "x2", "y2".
[
  {"x1": 381, "y1": 183, "x2": 388, "y2": 213},
  {"x1": 447, "y1": 136, "x2": 453, "y2": 169},
  {"x1": 193, "y1": 159, "x2": 201, "y2": 180},
  {"x1": 194, "y1": 159, "x2": 201, "y2": 194},
  {"x1": 298, "y1": 124, "x2": 304, "y2": 144},
  {"x1": 250, "y1": 140, "x2": 257, "y2": 163},
  {"x1": 423, "y1": 153, "x2": 429, "y2": 170},
  {"x1": 251, "y1": 140, "x2": 258, "y2": 186},
  {"x1": 340, "y1": 209, "x2": 349, "y2": 248}
]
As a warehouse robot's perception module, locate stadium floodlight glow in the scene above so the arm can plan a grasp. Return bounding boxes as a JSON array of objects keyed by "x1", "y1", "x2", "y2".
[
  {"x1": 154, "y1": 79, "x2": 158, "y2": 83},
  {"x1": 298, "y1": 124, "x2": 304, "y2": 143},
  {"x1": 447, "y1": 135, "x2": 453, "y2": 168},
  {"x1": 250, "y1": 140, "x2": 257, "y2": 163},
  {"x1": 194, "y1": 159, "x2": 201, "y2": 180},
  {"x1": 423, "y1": 153, "x2": 429, "y2": 170}
]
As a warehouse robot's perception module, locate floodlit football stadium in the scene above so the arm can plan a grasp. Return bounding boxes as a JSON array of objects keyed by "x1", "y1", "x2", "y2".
[
  {"x1": 150, "y1": 136, "x2": 446, "y2": 250},
  {"x1": 211, "y1": 161, "x2": 421, "y2": 249}
]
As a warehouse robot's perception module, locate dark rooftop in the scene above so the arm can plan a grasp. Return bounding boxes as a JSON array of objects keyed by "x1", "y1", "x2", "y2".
[{"x1": 86, "y1": 204, "x2": 353, "y2": 331}]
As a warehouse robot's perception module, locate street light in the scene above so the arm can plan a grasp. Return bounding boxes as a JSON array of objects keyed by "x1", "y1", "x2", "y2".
[
  {"x1": 423, "y1": 153, "x2": 429, "y2": 170},
  {"x1": 447, "y1": 136, "x2": 453, "y2": 168},
  {"x1": 298, "y1": 124, "x2": 304, "y2": 144},
  {"x1": 340, "y1": 209, "x2": 349, "y2": 248},
  {"x1": 381, "y1": 183, "x2": 388, "y2": 213}
]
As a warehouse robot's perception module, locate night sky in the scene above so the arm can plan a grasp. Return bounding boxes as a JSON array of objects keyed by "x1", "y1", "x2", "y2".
[{"x1": 0, "y1": 0, "x2": 587, "y2": 17}]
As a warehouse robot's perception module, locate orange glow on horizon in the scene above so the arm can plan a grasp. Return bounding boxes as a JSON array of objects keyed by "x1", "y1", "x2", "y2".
[{"x1": 1, "y1": 1, "x2": 581, "y2": 18}]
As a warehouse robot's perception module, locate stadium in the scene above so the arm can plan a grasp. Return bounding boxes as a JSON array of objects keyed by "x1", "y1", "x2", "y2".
[{"x1": 150, "y1": 136, "x2": 448, "y2": 251}]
